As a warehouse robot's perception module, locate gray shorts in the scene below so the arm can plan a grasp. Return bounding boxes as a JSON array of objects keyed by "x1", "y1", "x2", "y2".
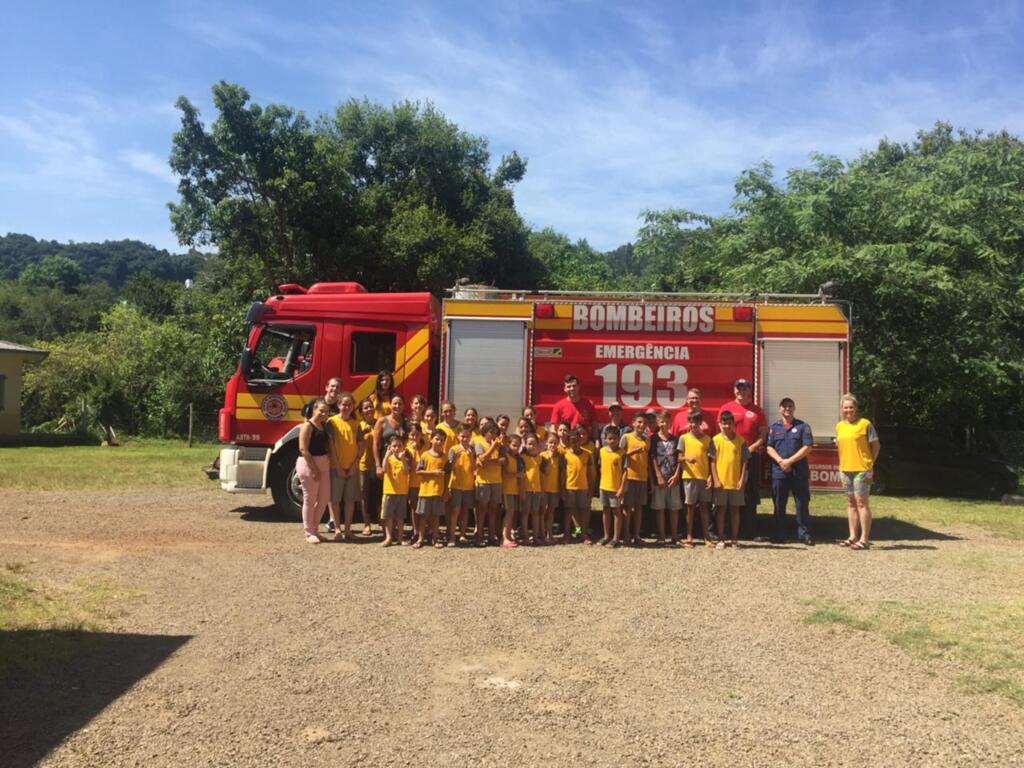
[
  {"x1": 683, "y1": 479, "x2": 712, "y2": 505},
  {"x1": 504, "y1": 494, "x2": 520, "y2": 513},
  {"x1": 841, "y1": 471, "x2": 873, "y2": 497},
  {"x1": 381, "y1": 494, "x2": 406, "y2": 520},
  {"x1": 650, "y1": 484, "x2": 682, "y2": 511},
  {"x1": 524, "y1": 492, "x2": 542, "y2": 513},
  {"x1": 714, "y1": 488, "x2": 745, "y2": 507},
  {"x1": 599, "y1": 490, "x2": 621, "y2": 509},
  {"x1": 623, "y1": 479, "x2": 648, "y2": 507},
  {"x1": 476, "y1": 483, "x2": 502, "y2": 505},
  {"x1": 562, "y1": 489, "x2": 590, "y2": 510},
  {"x1": 450, "y1": 488, "x2": 475, "y2": 510},
  {"x1": 416, "y1": 495, "x2": 444, "y2": 517},
  {"x1": 331, "y1": 470, "x2": 360, "y2": 503},
  {"x1": 544, "y1": 492, "x2": 560, "y2": 509}
]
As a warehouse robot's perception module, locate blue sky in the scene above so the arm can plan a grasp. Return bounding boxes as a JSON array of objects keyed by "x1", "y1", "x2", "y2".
[{"x1": 2, "y1": 1, "x2": 1023, "y2": 253}]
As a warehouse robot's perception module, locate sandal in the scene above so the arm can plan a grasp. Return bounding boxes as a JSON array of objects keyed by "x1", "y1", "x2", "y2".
[
  {"x1": 840, "y1": 538, "x2": 855, "y2": 547},
  {"x1": 305, "y1": 534, "x2": 321, "y2": 544},
  {"x1": 851, "y1": 541, "x2": 871, "y2": 550}
]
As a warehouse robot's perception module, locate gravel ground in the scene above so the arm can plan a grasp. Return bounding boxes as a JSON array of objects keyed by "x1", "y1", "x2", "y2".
[{"x1": 2, "y1": 488, "x2": 1023, "y2": 767}]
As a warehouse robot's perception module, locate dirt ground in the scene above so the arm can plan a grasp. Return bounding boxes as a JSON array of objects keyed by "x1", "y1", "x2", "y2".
[{"x1": 2, "y1": 488, "x2": 1023, "y2": 767}]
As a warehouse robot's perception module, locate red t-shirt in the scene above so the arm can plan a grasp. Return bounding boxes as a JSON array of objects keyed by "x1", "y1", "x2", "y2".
[
  {"x1": 717, "y1": 400, "x2": 766, "y2": 447},
  {"x1": 670, "y1": 406, "x2": 714, "y2": 437},
  {"x1": 550, "y1": 396, "x2": 596, "y2": 430}
]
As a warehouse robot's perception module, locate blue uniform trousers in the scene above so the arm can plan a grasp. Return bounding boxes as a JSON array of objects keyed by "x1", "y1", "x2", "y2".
[{"x1": 772, "y1": 474, "x2": 811, "y2": 540}]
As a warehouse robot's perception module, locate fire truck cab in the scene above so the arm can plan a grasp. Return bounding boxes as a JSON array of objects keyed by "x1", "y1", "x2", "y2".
[{"x1": 218, "y1": 282, "x2": 850, "y2": 518}]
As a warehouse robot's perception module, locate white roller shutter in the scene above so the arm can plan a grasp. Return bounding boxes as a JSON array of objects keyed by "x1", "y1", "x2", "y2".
[
  {"x1": 447, "y1": 320, "x2": 527, "y2": 418},
  {"x1": 762, "y1": 340, "x2": 843, "y2": 440}
]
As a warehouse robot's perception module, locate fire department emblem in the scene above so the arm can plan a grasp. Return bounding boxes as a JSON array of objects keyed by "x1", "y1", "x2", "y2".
[{"x1": 261, "y1": 395, "x2": 288, "y2": 420}]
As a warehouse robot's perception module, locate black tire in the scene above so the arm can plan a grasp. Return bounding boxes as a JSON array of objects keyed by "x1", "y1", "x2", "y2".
[{"x1": 269, "y1": 443, "x2": 303, "y2": 521}]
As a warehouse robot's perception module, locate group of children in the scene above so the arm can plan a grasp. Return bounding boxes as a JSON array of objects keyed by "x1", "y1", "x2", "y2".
[{"x1": 312, "y1": 393, "x2": 755, "y2": 550}]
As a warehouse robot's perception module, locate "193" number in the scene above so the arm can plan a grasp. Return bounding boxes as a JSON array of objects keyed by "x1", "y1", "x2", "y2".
[{"x1": 594, "y1": 364, "x2": 688, "y2": 409}]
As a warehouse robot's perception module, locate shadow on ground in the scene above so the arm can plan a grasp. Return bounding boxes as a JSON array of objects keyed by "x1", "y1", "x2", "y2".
[
  {"x1": 234, "y1": 504, "x2": 959, "y2": 544},
  {"x1": 802, "y1": 513, "x2": 959, "y2": 542},
  {"x1": 0, "y1": 630, "x2": 191, "y2": 768}
]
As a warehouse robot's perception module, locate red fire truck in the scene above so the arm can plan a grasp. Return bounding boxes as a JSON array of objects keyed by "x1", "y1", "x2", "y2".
[{"x1": 218, "y1": 282, "x2": 851, "y2": 517}]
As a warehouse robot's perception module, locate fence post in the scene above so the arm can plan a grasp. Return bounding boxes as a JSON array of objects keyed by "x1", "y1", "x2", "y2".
[{"x1": 188, "y1": 402, "x2": 194, "y2": 448}]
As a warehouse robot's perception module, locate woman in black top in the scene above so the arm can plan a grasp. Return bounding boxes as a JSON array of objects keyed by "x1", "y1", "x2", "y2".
[{"x1": 297, "y1": 398, "x2": 334, "y2": 543}]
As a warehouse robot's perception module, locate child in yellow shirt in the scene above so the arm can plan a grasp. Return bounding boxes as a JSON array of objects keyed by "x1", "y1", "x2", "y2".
[
  {"x1": 446, "y1": 424, "x2": 477, "y2": 546},
  {"x1": 381, "y1": 434, "x2": 412, "y2": 547},
  {"x1": 539, "y1": 433, "x2": 562, "y2": 545},
  {"x1": 599, "y1": 426, "x2": 627, "y2": 547}
]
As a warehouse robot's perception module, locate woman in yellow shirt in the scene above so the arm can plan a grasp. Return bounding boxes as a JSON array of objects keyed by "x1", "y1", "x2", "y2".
[
  {"x1": 369, "y1": 370, "x2": 395, "y2": 420},
  {"x1": 835, "y1": 394, "x2": 881, "y2": 550}
]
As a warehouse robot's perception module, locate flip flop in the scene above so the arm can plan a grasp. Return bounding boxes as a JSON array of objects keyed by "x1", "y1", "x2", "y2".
[{"x1": 851, "y1": 541, "x2": 871, "y2": 550}]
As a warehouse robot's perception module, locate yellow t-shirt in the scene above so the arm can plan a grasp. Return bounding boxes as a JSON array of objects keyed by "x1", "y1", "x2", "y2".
[
  {"x1": 522, "y1": 453, "x2": 542, "y2": 493},
  {"x1": 712, "y1": 433, "x2": 749, "y2": 490},
  {"x1": 503, "y1": 454, "x2": 522, "y2": 495},
  {"x1": 417, "y1": 450, "x2": 447, "y2": 498},
  {"x1": 679, "y1": 432, "x2": 711, "y2": 481},
  {"x1": 382, "y1": 452, "x2": 410, "y2": 496},
  {"x1": 836, "y1": 418, "x2": 877, "y2": 472},
  {"x1": 326, "y1": 414, "x2": 360, "y2": 469},
  {"x1": 581, "y1": 440, "x2": 598, "y2": 488},
  {"x1": 564, "y1": 450, "x2": 590, "y2": 491},
  {"x1": 599, "y1": 446, "x2": 624, "y2": 493},
  {"x1": 474, "y1": 440, "x2": 504, "y2": 485},
  {"x1": 447, "y1": 445, "x2": 476, "y2": 491},
  {"x1": 370, "y1": 393, "x2": 392, "y2": 421},
  {"x1": 540, "y1": 450, "x2": 561, "y2": 494},
  {"x1": 621, "y1": 432, "x2": 650, "y2": 482},
  {"x1": 357, "y1": 420, "x2": 375, "y2": 472},
  {"x1": 406, "y1": 440, "x2": 425, "y2": 489}
]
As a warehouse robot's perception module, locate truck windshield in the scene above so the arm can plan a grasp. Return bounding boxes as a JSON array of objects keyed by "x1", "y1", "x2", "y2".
[{"x1": 244, "y1": 325, "x2": 315, "y2": 384}]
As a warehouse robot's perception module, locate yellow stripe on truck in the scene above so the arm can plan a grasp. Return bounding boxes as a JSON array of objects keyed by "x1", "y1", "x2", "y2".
[
  {"x1": 394, "y1": 343, "x2": 429, "y2": 387},
  {"x1": 444, "y1": 301, "x2": 533, "y2": 318},
  {"x1": 235, "y1": 393, "x2": 308, "y2": 409}
]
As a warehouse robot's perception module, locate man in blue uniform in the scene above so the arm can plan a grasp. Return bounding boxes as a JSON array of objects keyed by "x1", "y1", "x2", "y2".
[{"x1": 765, "y1": 397, "x2": 814, "y2": 545}]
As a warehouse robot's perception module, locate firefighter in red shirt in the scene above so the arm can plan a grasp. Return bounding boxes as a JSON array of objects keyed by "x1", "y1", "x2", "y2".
[
  {"x1": 548, "y1": 374, "x2": 597, "y2": 442},
  {"x1": 717, "y1": 378, "x2": 767, "y2": 539},
  {"x1": 670, "y1": 387, "x2": 713, "y2": 437}
]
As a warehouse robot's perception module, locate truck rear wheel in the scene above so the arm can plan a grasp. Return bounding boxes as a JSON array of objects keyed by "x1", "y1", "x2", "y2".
[{"x1": 269, "y1": 444, "x2": 303, "y2": 521}]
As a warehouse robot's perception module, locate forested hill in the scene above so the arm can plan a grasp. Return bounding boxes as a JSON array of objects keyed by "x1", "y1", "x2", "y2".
[{"x1": 0, "y1": 233, "x2": 205, "y2": 289}]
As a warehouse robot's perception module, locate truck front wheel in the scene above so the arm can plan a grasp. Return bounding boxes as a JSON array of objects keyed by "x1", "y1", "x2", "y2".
[{"x1": 269, "y1": 444, "x2": 303, "y2": 521}]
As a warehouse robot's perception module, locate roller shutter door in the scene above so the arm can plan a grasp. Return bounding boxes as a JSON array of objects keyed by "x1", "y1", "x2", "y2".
[
  {"x1": 447, "y1": 320, "x2": 527, "y2": 418},
  {"x1": 762, "y1": 340, "x2": 843, "y2": 440}
]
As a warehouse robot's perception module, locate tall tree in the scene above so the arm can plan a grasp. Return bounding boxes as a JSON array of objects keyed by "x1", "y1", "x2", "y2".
[
  {"x1": 170, "y1": 83, "x2": 538, "y2": 295},
  {"x1": 636, "y1": 124, "x2": 1024, "y2": 431}
]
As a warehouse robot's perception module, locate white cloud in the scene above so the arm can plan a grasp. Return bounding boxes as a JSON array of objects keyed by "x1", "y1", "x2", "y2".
[{"x1": 120, "y1": 149, "x2": 177, "y2": 185}]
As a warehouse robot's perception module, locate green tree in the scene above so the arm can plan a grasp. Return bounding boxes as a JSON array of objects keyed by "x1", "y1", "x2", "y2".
[
  {"x1": 529, "y1": 228, "x2": 611, "y2": 291},
  {"x1": 636, "y1": 123, "x2": 1024, "y2": 431},
  {"x1": 170, "y1": 83, "x2": 538, "y2": 295},
  {"x1": 18, "y1": 254, "x2": 83, "y2": 292}
]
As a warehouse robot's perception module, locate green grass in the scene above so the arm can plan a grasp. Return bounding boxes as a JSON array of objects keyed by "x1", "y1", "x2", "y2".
[
  {"x1": 810, "y1": 492, "x2": 1024, "y2": 540},
  {"x1": 0, "y1": 563, "x2": 138, "y2": 675},
  {"x1": 803, "y1": 597, "x2": 1024, "y2": 707},
  {"x1": 0, "y1": 439, "x2": 221, "y2": 491}
]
